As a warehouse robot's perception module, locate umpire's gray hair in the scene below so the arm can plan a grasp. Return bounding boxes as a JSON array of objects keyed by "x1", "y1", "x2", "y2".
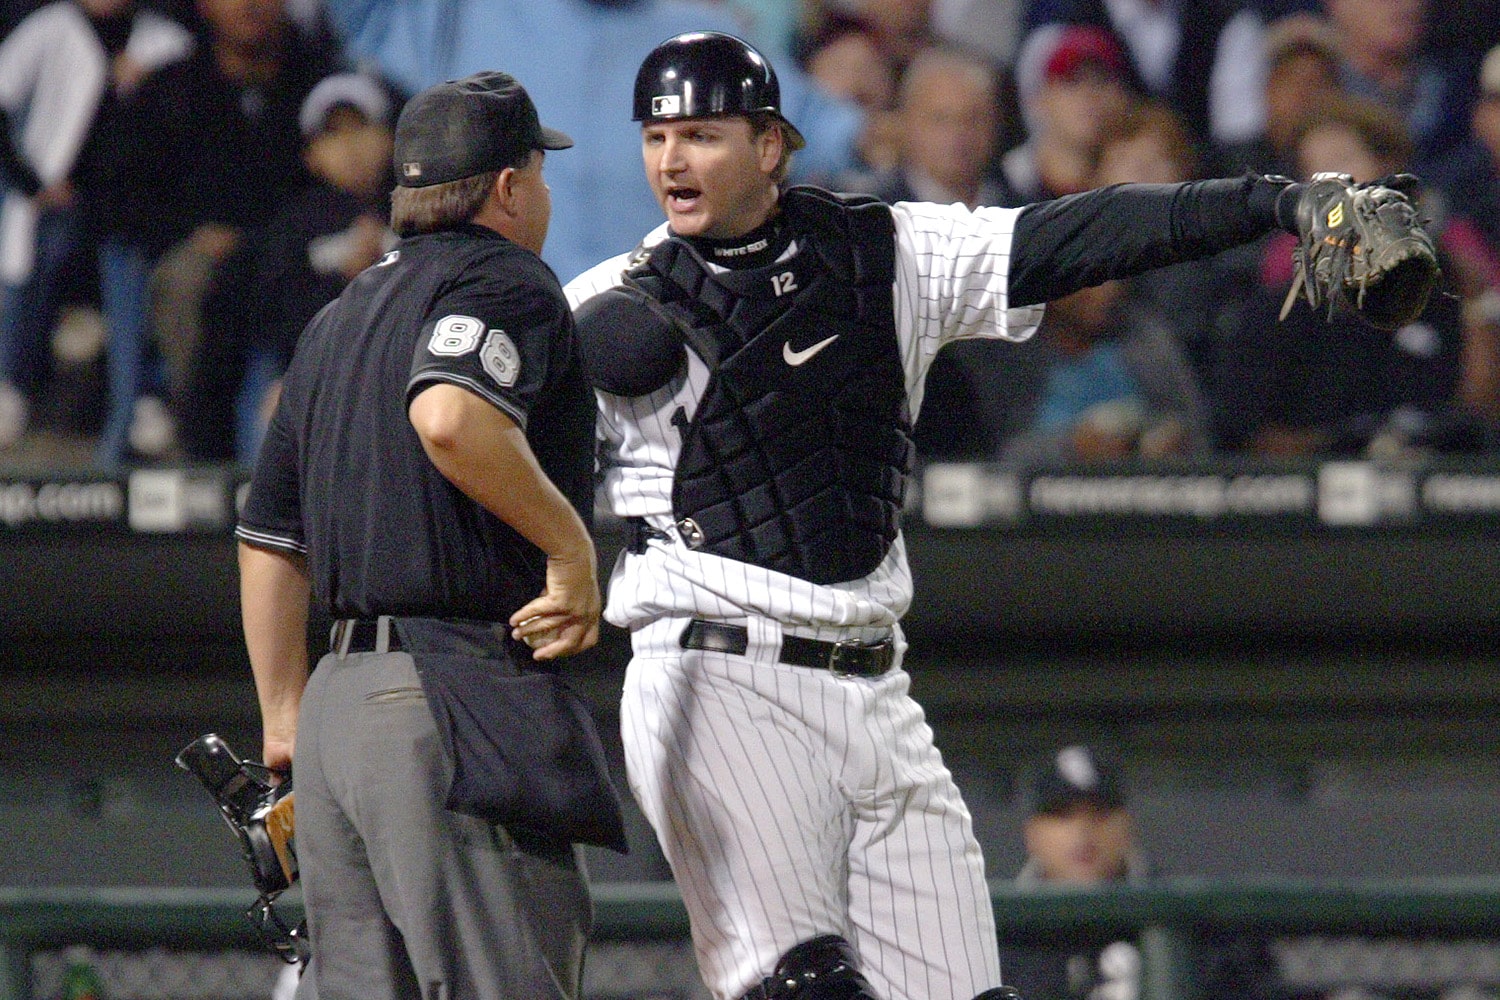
[{"x1": 390, "y1": 170, "x2": 499, "y2": 236}]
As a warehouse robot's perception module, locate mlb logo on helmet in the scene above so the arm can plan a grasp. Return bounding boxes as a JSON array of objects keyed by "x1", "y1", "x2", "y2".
[{"x1": 652, "y1": 95, "x2": 681, "y2": 116}]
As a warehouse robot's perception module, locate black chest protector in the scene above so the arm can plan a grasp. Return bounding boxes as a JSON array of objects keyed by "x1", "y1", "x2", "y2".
[{"x1": 605, "y1": 186, "x2": 911, "y2": 584}]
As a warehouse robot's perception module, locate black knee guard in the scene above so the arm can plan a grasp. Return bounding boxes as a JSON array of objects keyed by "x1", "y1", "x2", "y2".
[
  {"x1": 972, "y1": 989, "x2": 1023, "y2": 1000},
  {"x1": 739, "y1": 935, "x2": 881, "y2": 1000}
]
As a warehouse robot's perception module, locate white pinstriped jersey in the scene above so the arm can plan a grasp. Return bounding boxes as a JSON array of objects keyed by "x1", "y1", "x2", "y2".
[{"x1": 563, "y1": 199, "x2": 1044, "y2": 637}]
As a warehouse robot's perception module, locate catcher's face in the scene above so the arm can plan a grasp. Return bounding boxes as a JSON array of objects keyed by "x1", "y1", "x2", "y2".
[{"x1": 642, "y1": 117, "x2": 782, "y2": 240}]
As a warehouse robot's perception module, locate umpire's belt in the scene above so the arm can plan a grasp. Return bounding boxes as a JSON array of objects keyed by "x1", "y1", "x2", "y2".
[
  {"x1": 330, "y1": 617, "x2": 402, "y2": 655},
  {"x1": 679, "y1": 619, "x2": 895, "y2": 677}
]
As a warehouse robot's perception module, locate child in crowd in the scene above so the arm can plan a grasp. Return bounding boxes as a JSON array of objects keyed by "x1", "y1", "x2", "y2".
[{"x1": 238, "y1": 70, "x2": 397, "y2": 464}]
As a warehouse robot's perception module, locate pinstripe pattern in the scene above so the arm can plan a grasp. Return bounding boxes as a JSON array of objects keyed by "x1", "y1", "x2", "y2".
[
  {"x1": 625, "y1": 617, "x2": 999, "y2": 1000},
  {"x1": 564, "y1": 199, "x2": 1040, "y2": 1000}
]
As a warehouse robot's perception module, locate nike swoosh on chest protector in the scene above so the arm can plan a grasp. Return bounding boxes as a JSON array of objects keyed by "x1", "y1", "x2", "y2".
[{"x1": 782, "y1": 334, "x2": 839, "y2": 366}]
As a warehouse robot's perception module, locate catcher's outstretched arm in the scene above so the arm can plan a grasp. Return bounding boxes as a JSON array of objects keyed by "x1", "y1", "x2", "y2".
[{"x1": 1008, "y1": 174, "x2": 1304, "y2": 307}]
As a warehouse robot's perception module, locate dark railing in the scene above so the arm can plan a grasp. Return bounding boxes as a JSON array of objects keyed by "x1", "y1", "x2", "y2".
[{"x1": 5, "y1": 879, "x2": 1500, "y2": 1000}]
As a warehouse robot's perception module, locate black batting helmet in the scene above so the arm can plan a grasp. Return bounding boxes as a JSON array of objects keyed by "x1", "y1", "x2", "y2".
[{"x1": 632, "y1": 31, "x2": 806, "y2": 150}]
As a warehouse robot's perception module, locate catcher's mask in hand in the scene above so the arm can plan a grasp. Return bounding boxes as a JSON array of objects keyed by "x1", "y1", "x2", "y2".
[{"x1": 176, "y1": 733, "x2": 304, "y2": 963}]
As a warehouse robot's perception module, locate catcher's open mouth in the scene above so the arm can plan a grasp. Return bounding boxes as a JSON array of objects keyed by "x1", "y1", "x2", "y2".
[{"x1": 667, "y1": 186, "x2": 701, "y2": 208}]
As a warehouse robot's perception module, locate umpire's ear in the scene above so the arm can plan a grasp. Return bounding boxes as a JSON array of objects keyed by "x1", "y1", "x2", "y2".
[
  {"x1": 492, "y1": 164, "x2": 522, "y2": 216},
  {"x1": 483, "y1": 150, "x2": 550, "y2": 254}
]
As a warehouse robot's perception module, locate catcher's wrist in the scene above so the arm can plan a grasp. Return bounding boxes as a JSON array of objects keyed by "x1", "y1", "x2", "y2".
[{"x1": 1270, "y1": 179, "x2": 1306, "y2": 234}]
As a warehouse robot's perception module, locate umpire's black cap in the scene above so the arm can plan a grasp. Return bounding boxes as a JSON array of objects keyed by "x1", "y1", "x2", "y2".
[
  {"x1": 632, "y1": 31, "x2": 806, "y2": 150},
  {"x1": 394, "y1": 71, "x2": 573, "y2": 188},
  {"x1": 1030, "y1": 745, "x2": 1128, "y2": 815}
]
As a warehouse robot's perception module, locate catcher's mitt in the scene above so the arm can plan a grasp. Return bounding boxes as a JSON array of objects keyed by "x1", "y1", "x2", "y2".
[{"x1": 1280, "y1": 171, "x2": 1440, "y2": 330}]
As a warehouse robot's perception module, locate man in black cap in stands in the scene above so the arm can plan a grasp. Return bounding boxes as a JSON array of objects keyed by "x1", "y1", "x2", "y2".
[
  {"x1": 236, "y1": 70, "x2": 616, "y2": 1000},
  {"x1": 1003, "y1": 745, "x2": 1155, "y2": 1000},
  {"x1": 1017, "y1": 743, "x2": 1140, "y2": 890},
  {"x1": 1003, "y1": 745, "x2": 1287, "y2": 1000}
]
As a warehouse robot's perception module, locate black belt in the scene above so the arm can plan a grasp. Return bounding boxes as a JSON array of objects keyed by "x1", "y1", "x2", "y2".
[
  {"x1": 330, "y1": 618, "x2": 402, "y2": 654},
  {"x1": 679, "y1": 619, "x2": 895, "y2": 677}
]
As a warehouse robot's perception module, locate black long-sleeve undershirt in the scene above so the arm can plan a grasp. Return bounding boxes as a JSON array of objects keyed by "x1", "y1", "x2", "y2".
[{"x1": 1007, "y1": 175, "x2": 1303, "y2": 308}]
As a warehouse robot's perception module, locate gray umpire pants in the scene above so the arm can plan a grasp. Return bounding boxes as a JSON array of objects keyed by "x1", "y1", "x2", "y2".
[{"x1": 292, "y1": 641, "x2": 592, "y2": 1000}]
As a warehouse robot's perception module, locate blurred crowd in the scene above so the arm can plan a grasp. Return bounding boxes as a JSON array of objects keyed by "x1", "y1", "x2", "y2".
[{"x1": 3, "y1": 0, "x2": 1500, "y2": 470}]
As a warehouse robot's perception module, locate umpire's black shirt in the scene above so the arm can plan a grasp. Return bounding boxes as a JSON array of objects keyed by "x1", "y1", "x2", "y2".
[{"x1": 237, "y1": 224, "x2": 595, "y2": 621}]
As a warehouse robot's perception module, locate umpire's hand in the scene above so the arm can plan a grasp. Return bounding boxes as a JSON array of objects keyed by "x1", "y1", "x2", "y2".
[{"x1": 510, "y1": 549, "x2": 602, "y2": 660}]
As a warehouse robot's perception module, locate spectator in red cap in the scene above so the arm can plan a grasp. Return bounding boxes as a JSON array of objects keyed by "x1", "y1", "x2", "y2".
[
  {"x1": 998, "y1": 23, "x2": 1134, "y2": 205},
  {"x1": 1020, "y1": 0, "x2": 1270, "y2": 164},
  {"x1": 1039, "y1": 24, "x2": 1128, "y2": 87}
]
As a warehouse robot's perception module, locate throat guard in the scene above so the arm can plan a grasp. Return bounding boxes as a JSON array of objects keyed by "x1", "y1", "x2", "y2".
[{"x1": 636, "y1": 186, "x2": 911, "y2": 584}]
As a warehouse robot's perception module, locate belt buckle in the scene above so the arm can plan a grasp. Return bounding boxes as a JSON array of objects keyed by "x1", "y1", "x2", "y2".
[{"x1": 828, "y1": 638, "x2": 881, "y2": 678}]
